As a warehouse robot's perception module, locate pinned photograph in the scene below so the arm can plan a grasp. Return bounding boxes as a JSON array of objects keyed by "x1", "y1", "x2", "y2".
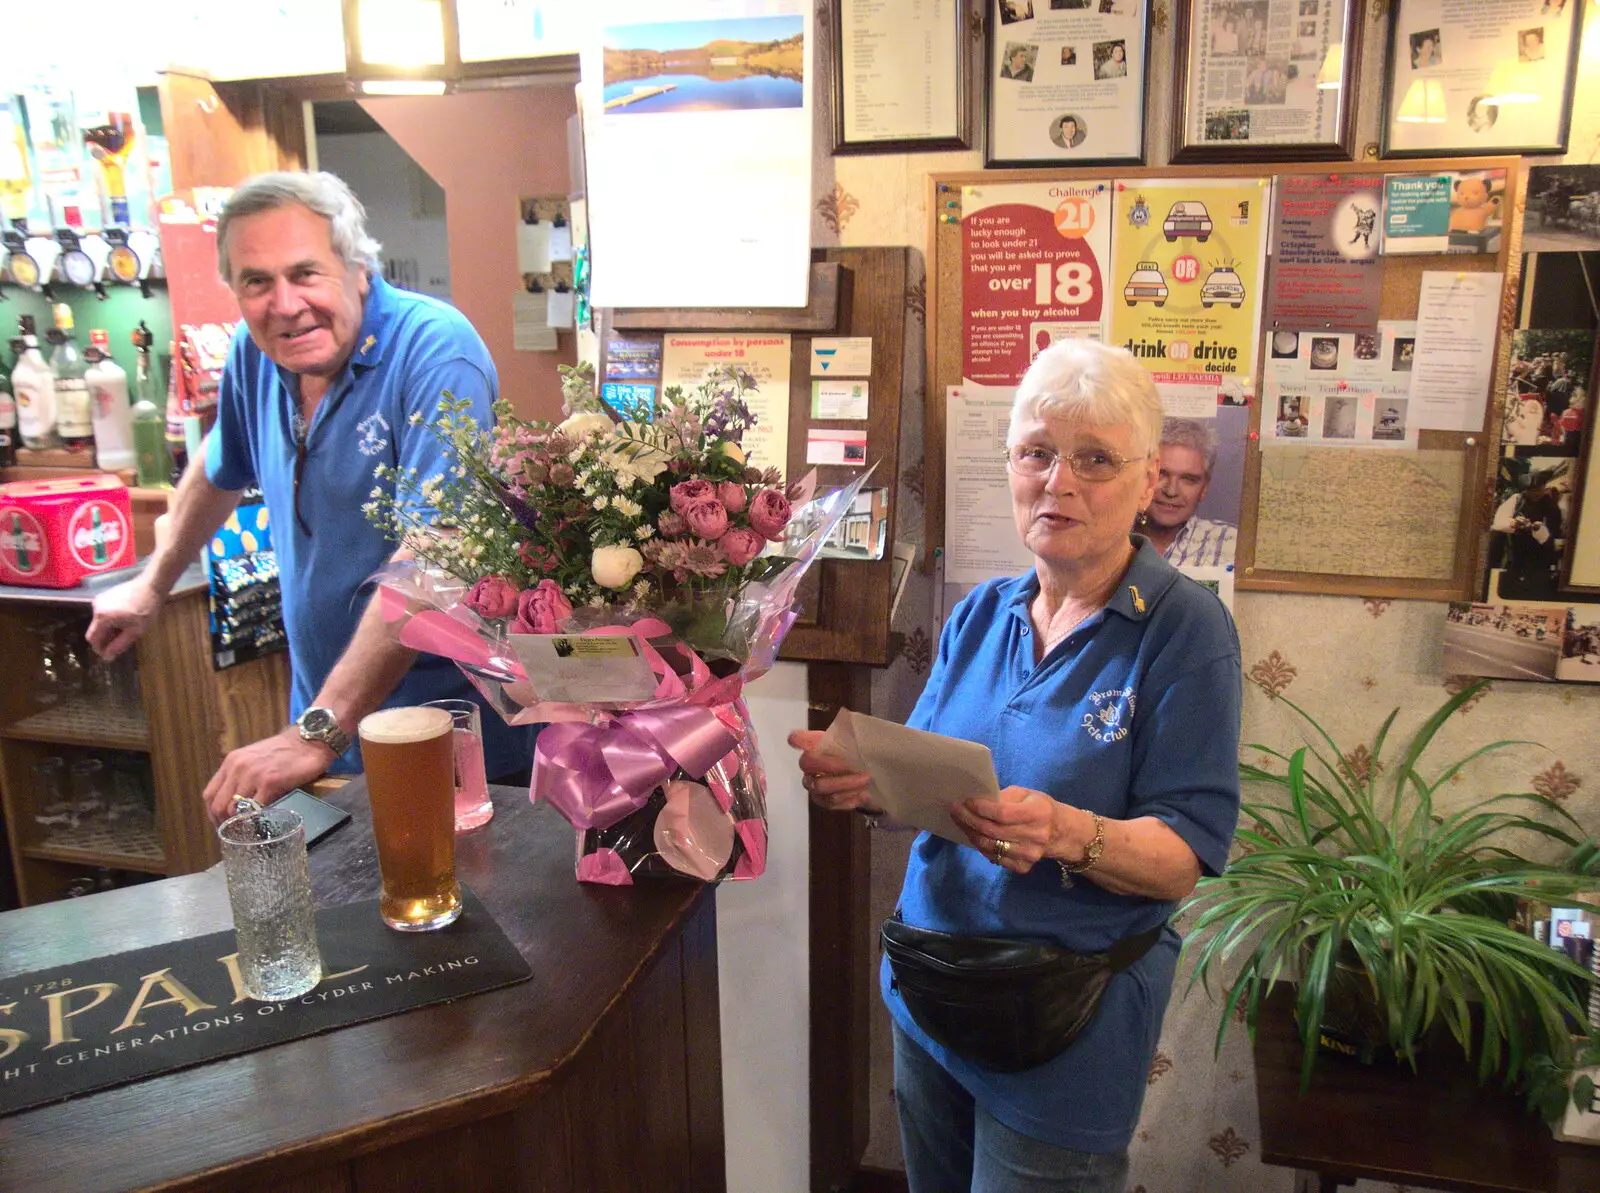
[
  {"x1": 1503, "y1": 328, "x2": 1592, "y2": 448},
  {"x1": 1392, "y1": 337, "x2": 1416, "y2": 371},
  {"x1": 1522, "y1": 166, "x2": 1600, "y2": 253},
  {"x1": 1557, "y1": 606, "x2": 1600, "y2": 682},
  {"x1": 1488, "y1": 454, "x2": 1573, "y2": 600},
  {"x1": 1309, "y1": 336, "x2": 1340, "y2": 371},
  {"x1": 1444, "y1": 602, "x2": 1562, "y2": 681},
  {"x1": 1271, "y1": 330, "x2": 1301, "y2": 359},
  {"x1": 601, "y1": 16, "x2": 804, "y2": 114},
  {"x1": 1354, "y1": 333, "x2": 1380, "y2": 361}
]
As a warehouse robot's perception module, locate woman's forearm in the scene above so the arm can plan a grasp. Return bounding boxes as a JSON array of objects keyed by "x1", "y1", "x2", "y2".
[{"x1": 1047, "y1": 808, "x2": 1201, "y2": 901}]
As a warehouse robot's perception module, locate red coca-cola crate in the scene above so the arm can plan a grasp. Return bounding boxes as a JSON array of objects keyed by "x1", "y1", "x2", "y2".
[{"x1": 0, "y1": 476, "x2": 135, "y2": 588}]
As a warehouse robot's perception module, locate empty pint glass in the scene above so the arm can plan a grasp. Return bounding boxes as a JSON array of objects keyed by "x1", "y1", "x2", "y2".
[
  {"x1": 360, "y1": 705, "x2": 462, "y2": 931},
  {"x1": 218, "y1": 799, "x2": 322, "y2": 1000}
]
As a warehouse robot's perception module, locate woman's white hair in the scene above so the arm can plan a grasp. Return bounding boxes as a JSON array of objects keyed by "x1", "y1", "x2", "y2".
[
  {"x1": 215, "y1": 171, "x2": 382, "y2": 282},
  {"x1": 1008, "y1": 339, "x2": 1164, "y2": 457}
]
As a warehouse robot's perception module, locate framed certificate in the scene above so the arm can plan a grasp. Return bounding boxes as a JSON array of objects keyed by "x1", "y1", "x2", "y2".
[
  {"x1": 1171, "y1": 0, "x2": 1363, "y2": 162},
  {"x1": 984, "y1": 0, "x2": 1150, "y2": 168},
  {"x1": 831, "y1": 0, "x2": 971, "y2": 153},
  {"x1": 1381, "y1": 0, "x2": 1584, "y2": 158}
]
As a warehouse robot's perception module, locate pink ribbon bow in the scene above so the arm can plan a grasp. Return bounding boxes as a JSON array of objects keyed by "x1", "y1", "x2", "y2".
[{"x1": 532, "y1": 703, "x2": 743, "y2": 830}]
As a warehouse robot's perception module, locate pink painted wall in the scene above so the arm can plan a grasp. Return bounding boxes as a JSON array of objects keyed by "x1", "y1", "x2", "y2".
[{"x1": 360, "y1": 86, "x2": 576, "y2": 422}]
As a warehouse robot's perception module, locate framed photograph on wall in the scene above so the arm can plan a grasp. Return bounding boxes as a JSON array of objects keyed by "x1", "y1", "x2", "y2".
[
  {"x1": 1564, "y1": 346, "x2": 1600, "y2": 593},
  {"x1": 831, "y1": 0, "x2": 971, "y2": 153},
  {"x1": 1171, "y1": 0, "x2": 1363, "y2": 162},
  {"x1": 984, "y1": 0, "x2": 1150, "y2": 168},
  {"x1": 1381, "y1": 0, "x2": 1584, "y2": 158}
]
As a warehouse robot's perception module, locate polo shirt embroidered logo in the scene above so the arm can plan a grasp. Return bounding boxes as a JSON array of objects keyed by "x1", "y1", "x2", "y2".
[
  {"x1": 356, "y1": 413, "x2": 391, "y2": 457},
  {"x1": 1082, "y1": 687, "x2": 1135, "y2": 743}
]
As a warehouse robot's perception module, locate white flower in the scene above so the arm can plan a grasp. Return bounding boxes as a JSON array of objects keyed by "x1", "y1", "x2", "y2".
[
  {"x1": 591, "y1": 495, "x2": 609, "y2": 510},
  {"x1": 591, "y1": 545, "x2": 644, "y2": 589},
  {"x1": 557, "y1": 411, "x2": 615, "y2": 441},
  {"x1": 614, "y1": 496, "x2": 641, "y2": 518},
  {"x1": 408, "y1": 412, "x2": 423, "y2": 426},
  {"x1": 369, "y1": 486, "x2": 383, "y2": 499},
  {"x1": 633, "y1": 525, "x2": 653, "y2": 541}
]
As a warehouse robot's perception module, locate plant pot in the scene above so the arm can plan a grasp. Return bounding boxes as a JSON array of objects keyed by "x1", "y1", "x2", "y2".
[{"x1": 1291, "y1": 953, "x2": 1395, "y2": 1067}]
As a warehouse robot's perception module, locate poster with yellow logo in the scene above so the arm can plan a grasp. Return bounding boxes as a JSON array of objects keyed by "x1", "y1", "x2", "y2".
[{"x1": 1107, "y1": 178, "x2": 1271, "y2": 416}]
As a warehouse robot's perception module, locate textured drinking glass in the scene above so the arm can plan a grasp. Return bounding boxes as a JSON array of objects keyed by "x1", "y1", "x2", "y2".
[
  {"x1": 32, "y1": 756, "x2": 72, "y2": 830},
  {"x1": 359, "y1": 706, "x2": 462, "y2": 931},
  {"x1": 424, "y1": 698, "x2": 494, "y2": 832},
  {"x1": 218, "y1": 799, "x2": 323, "y2": 1000}
]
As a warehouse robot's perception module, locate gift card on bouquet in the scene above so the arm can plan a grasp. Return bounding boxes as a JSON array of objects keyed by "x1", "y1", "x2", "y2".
[{"x1": 508, "y1": 634, "x2": 659, "y2": 702}]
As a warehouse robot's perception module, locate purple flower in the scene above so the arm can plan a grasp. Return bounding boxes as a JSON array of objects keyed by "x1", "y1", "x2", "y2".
[{"x1": 748, "y1": 489, "x2": 793, "y2": 541}]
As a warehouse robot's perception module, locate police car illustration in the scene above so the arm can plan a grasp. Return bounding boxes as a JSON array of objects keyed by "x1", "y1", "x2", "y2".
[
  {"x1": 1123, "y1": 261, "x2": 1168, "y2": 307},
  {"x1": 1162, "y1": 200, "x2": 1214, "y2": 242},
  {"x1": 1200, "y1": 265, "x2": 1245, "y2": 308}
]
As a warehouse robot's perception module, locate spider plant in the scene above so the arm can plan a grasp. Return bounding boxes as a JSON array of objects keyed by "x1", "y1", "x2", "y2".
[{"x1": 1182, "y1": 680, "x2": 1597, "y2": 1091}]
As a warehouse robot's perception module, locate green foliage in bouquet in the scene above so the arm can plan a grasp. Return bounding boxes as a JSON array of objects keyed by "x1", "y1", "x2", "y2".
[
  {"x1": 1182, "y1": 681, "x2": 1598, "y2": 1093},
  {"x1": 363, "y1": 364, "x2": 800, "y2": 646}
]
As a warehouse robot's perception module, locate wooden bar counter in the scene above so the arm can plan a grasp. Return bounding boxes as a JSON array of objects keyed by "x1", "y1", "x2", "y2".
[{"x1": 0, "y1": 781, "x2": 725, "y2": 1193}]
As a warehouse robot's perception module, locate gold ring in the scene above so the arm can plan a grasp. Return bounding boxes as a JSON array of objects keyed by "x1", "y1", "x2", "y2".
[{"x1": 994, "y1": 838, "x2": 1012, "y2": 858}]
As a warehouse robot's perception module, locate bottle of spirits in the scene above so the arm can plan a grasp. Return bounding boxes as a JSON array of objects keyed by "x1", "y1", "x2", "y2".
[
  {"x1": 12, "y1": 317, "x2": 58, "y2": 450},
  {"x1": 130, "y1": 322, "x2": 172, "y2": 488},
  {"x1": 165, "y1": 338, "x2": 188, "y2": 484},
  {"x1": 50, "y1": 304, "x2": 93, "y2": 453},
  {"x1": 0, "y1": 342, "x2": 16, "y2": 467},
  {"x1": 86, "y1": 328, "x2": 135, "y2": 470}
]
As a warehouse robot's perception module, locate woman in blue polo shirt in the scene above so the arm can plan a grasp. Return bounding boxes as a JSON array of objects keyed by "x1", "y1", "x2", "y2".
[{"x1": 791, "y1": 339, "x2": 1242, "y2": 1192}]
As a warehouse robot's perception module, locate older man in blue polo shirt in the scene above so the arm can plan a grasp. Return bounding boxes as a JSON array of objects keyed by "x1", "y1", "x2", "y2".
[{"x1": 88, "y1": 171, "x2": 528, "y2": 818}]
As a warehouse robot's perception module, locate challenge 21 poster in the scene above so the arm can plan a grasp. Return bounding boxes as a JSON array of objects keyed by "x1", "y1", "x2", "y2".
[
  {"x1": 961, "y1": 181, "x2": 1113, "y2": 386},
  {"x1": 1107, "y1": 178, "x2": 1272, "y2": 415}
]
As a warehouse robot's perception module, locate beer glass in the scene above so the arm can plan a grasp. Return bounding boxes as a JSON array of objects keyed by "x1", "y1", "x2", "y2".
[
  {"x1": 359, "y1": 705, "x2": 462, "y2": 931},
  {"x1": 424, "y1": 698, "x2": 494, "y2": 832},
  {"x1": 218, "y1": 798, "x2": 322, "y2": 1001}
]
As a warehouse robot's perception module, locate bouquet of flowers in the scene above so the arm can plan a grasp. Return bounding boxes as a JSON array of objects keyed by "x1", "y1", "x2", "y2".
[{"x1": 366, "y1": 363, "x2": 869, "y2": 885}]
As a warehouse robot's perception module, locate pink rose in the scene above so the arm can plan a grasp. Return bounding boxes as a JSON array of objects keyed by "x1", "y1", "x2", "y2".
[
  {"x1": 682, "y1": 496, "x2": 730, "y2": 541},
  {"x1": 748, "y1": 489, "x2": 793, "y2": 541},
  {"x1": 717, "y1": 526, "x2": 765, "y2": 567},
  {"x1": 716, "y1": 481, "x2": 748, "y2": 514},
  {"x1": 512, "y1": 579, "x2": 574, "y2": 634},
  {"x1": 669, "y1": 478, "x2": 716, "y2": 515},
  {"x1": 658, "y1": 510, "x2": 689, "y2": 538},
  {"x1": 465, "y1": 575, "x2": 521, "y2": 620}
]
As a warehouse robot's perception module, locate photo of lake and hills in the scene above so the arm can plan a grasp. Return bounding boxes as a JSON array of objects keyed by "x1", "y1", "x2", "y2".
[{"x1": 603, "y1": 16, "x2": 804, "y2": 113}]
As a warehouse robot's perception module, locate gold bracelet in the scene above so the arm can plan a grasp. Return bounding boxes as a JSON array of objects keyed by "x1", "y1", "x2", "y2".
[{"x1": 1057, "y1": 812, "x2": 1105, "y2": 889}]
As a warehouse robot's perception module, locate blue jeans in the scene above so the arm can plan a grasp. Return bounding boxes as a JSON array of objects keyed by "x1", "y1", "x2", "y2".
[{"x1": 892, "y1": 1023, "x2": 1129, "y2": 1193}]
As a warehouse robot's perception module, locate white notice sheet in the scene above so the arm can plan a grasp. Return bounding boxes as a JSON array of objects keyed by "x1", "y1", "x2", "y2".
[
  {"x1": 1410, "y1": 272, "x2": 1503, "y2": 432},
  {"x1": 838, "y1": 0, "x2": 959, "y2": 143},
  {"x1": 945, "y1": 385, "x2": 1033, "y2": 584}
]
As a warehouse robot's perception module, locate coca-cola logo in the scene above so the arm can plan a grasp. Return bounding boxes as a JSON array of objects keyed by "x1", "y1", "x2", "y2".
[
  {"x1": 67, "y1": 501, "x2": 129, "y2": 571},
  {"x1": 0, "y1": 508, "x2": 48, "y2": 577}
]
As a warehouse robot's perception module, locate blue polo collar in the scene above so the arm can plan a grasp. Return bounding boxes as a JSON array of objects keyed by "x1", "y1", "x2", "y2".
[{"x1": 1006, "y1": 535, "x2": 1180, "y2": 625}]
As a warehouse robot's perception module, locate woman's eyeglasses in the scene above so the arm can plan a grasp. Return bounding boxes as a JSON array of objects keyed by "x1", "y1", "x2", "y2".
[{"x1": 1005, "y1": 444, "x2": 1148, "y2": 482}]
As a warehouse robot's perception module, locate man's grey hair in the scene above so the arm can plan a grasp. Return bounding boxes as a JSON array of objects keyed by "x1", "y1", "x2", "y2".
[
  {"x1": 216, "y1": 171, "x2": 382, "y2": 283},
  {"x1": 1160, "y1": 416, "x2": 1219, "y2": 476},
  {"x1": 1009, "y1": 339, "x2": 1164, "y2": 458}
]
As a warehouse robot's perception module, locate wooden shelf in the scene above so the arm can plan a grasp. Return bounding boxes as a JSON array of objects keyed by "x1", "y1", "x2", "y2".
[
  {"x1": 3, "y1": 703, "x2": 150, "y2": 751},
  {"x1": 23, "y1": 822, "x2": 166, "y2": 872}
]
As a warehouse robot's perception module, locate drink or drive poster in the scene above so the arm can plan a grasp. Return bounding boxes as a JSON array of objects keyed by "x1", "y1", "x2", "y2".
[
  {"x1": 1107, "y1": 178, "x2": 1272, "y2": 415},
  {"x1": 960, "y1": 181, "x2": 1112, "y2": 385},
  {"x1": 1265, "y1": 174, "x2": 1384, "y2": 331}
]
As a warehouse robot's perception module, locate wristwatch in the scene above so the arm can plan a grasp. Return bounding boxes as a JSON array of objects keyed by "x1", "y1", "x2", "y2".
[{"x1": 296, "y1": 707, "x2": 351, "y2": 756}]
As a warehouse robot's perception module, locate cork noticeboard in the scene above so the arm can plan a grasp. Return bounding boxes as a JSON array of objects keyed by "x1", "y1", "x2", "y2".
[{"x1": 925, "y1": 157, "x2": 1522, "y2": 602}]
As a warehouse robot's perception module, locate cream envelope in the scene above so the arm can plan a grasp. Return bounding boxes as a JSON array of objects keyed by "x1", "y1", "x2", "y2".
[{"x1": 818, "y1": 709, "x2": 998, "y2": 845}]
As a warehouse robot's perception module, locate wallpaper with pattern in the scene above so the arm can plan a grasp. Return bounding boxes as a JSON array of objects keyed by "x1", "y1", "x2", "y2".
[{"x1": 820, "y1": 2, "x2": 1600, "y2": 1187}]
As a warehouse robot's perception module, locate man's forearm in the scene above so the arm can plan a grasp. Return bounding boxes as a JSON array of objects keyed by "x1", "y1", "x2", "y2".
[
  {"x1": 308, "y1": 585, "x2": 419, "y2": 739},
  {"x1": 143, "y1": 450, "x2": 243, "y2": 597}
]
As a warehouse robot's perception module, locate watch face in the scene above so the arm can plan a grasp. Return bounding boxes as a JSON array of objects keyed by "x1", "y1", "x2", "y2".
[
  {"x1": 6, "y1": 251, "x2": 38, "y2": 287},
  {"x1": 62, "y1": 249, "x2": 96, "y2": 286},
  {"x1": 301, "y1": 708, "x2": 336, "y2": 733},
  {"x1": 109, "y1": 244, "x2": 140, "y2": 282}
]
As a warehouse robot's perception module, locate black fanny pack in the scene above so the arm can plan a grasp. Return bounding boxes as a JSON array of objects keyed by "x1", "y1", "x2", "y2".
[{"x1": 881, "y1": 913, "x2": 1164, "y2": 1073}]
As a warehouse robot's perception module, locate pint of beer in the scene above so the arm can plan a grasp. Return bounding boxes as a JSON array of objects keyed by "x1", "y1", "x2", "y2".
[{"x1": 359, "y1": 705, "x2": 462, "y2": 931}]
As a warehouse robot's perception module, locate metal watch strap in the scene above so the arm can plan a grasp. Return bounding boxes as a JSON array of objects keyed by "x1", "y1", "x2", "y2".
[
  {"x1": 297, "y1": 708, "x2": 351, "y2": 756},
  {"x1": 1057, "y1": 812, "x2": 1106, "y2": 889}
]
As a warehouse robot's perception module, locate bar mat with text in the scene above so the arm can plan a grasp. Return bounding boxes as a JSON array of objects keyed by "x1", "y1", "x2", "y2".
[{"x1": 0, "y1": 885, "x2": 530, "y2": 1117}]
